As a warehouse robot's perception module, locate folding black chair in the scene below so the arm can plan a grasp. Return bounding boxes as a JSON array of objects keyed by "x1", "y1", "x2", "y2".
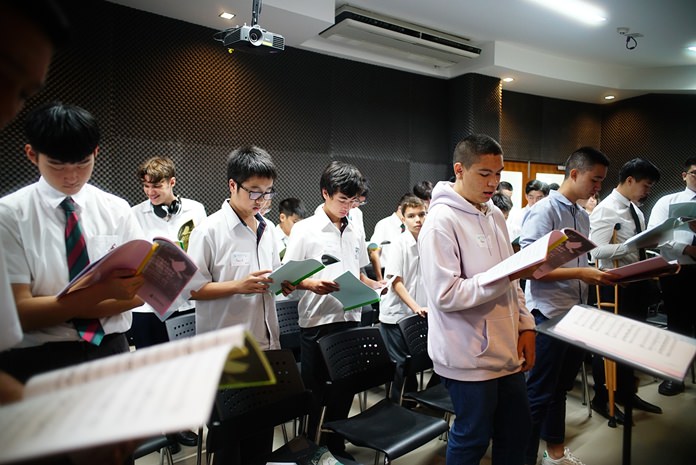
[
  {"x1": 275, "y1": 300, "x2": 301, "y2": 361},
  {"x1": 397, "y1": 314, "x2": 454, "y2": 420},
  {"x1": 317, "y1": 327, "x2": 449, "y2": 465}
]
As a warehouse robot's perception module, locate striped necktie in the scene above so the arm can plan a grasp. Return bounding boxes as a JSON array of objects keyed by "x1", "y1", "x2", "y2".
[{"x1": 60, "y1": 197, "x2": 104, "y2": 345}]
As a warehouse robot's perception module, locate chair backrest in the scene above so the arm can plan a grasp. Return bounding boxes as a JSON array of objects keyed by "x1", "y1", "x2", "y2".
[
  {"x1": 317, "y1": 326, "x2": 395, "y2": 395},
  {"x1": 398, "y1": 314, "x2": 433, "y2": 375},
  {"x1": 165, "y1": 312, "x2": 196, "y2": 340},
  {"x1": 275, "y1": 300, "x2": 300, "y2": 336},
  {"x1": 214, "y1": 349, "x2": 307, "y2": 422}
]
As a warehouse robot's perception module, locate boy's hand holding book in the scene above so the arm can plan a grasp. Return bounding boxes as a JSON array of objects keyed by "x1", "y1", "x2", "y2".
[
  {"x1": 577, "y1": 267, "x2": 617, "y2": 286},
  {"x1": 300, "y1": 278, "x2": 340, "y2": 295},
  {"x1": 236, "y1": 269, "x2": 273, "y2": 294}
]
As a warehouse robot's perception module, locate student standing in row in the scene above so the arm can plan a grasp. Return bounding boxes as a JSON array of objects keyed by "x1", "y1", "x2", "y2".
[
  {"x1": 130, "y1": 156, "x2": 207, "y2": 348},
  {"x1": 420, "y1": 134, "x2": 536, "y2": 465},
  {"x1": 378, "y1": 194, "x2": 428, "y2": 402},
  {"x1": 521, "y1": 147, "x2": 615, "y2": 465},
  {"x1": 588, "y1": 158, "x2": 662, "y2": 420},
  {"x1": 0, "y1": 102, "x2": 145, "y2": 383},
  {"x1": 647, "y1": 157, "x2": 696, "y2": 396},
  {"x1": 283, "y1": 161, "x2": 383, "y2": 459}
]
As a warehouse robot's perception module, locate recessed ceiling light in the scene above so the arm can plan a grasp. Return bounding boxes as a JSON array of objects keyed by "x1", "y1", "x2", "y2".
[
  {"x1": 604, "y1": 95, "x2": 615, "y2": 100},
  {"x1": 528, "y1": 0, "x2": 607, "y2": 25},
  {"x1": 688, "y1": 46, "x2": 696, "y2": 52},
  {"x1": 502, "y1": 77, "x2": 514, "y2": 83},
  {"x1": 219, "y1": 12, "x2": 235, "y2": 20}
]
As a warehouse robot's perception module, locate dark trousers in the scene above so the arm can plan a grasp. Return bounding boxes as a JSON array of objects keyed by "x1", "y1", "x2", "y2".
[
  {"x1": 444, "y1": 373, "x2": 531, "y2": 465},
  {"x1": 660, "y1": 265, "x2": 696, "y2": 337},
  {"x1": 127, "y1": 309, "x2": 193, "y2": 349},
  {"x1": 0, "y1": 333, "x2": 129, "y2": 383},
  {"x1": 525, "y1": 310, "x2": 586, "y2": 465},
  {"x1": 378, "y1": 322, "x2": 418, "y2": 402},
  {"x1": 300, "y1": 321, "x2": 359, "y2": 453}
]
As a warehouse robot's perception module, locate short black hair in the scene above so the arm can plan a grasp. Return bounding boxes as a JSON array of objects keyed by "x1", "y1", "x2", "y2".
[
  {"x1": 413, "y1": 180, "x2": 433, "y2": 200},
  {"x1": 496, "y1": 181, "x2": 513, "y2": 192},
  {"x1": 320, "y1": 161, "x2": 364, "y2": 198},
  {"x1": 226, "y1": 146, "x2": 277, "y2": 184},
  {"x1": 525, "y1": 179, "x2": 548, "y2": 195},
  {"x1": 24, "y1": 102, "x2": 100, "y2": 163},
  {"x1": 619, "y1": 158, "x2": 660, "y2": 184},
  {"x1": 453, "y1": 134, "x2": 503, "y2": 168},
  {"x1": 684, "y1": 157, "x2": 696, "y2": 170},
  {"x1": 564, "y1": 146, "x2": 610, "y2": 178},
  {"x1": 492, "y1": 192, "x2": 513, "y2": 213},
  {"x1": 360, "y1": 177, "x2": 370, "y2": 199},
  {"x1": 279, "y1": 197, "x2": 306, "y2": 218},
  {"x1": 547, "y1": 182, "x2": 560, "y2": 191}
]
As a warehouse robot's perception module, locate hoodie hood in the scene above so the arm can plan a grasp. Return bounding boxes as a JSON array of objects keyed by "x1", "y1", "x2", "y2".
[{"x1": 429, "y1": 181, "x2": 492, "y2": 217}]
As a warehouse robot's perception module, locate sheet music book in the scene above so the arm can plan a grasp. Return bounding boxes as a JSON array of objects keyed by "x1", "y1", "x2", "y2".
[
  {"x1": 268, "y1": 258, "x2": 326, "y2": 296},
  {"x1": 0, "y1": 325, "x2": 272, "y2": 464},
  {"x1": 480, "y1": 228, "x2": 595, "y2": 285},
  {"x1": 604, "y1": 256, "x2": 680, "y2": 283},
  {"x1": 332, "y1": 271, "x2": 382, "y2": 311},
  {"x1": 57, "y1": 237, "x2": 200, "y2": 318},
  {"x1": 539, "y1": 305, "x2": 696, "y2": 381},
  {"x1": 624, "y1": 216, "x2": 696, "y2": 249}
]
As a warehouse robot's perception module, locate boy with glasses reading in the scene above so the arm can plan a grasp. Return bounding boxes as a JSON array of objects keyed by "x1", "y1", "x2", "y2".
[
  {"x1": 283, "y1": 161, "x2": 384, "y2": 459},
  {"x1": 188, "y1": 146, "x2": 295, "y2": 346}
]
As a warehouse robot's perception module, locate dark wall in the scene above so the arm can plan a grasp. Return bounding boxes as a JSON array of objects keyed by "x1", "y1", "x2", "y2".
[
  {"x1": 2, "y1": 2, "x2": 693, "y2": 232},
  {"x1": 501, "y1": 90, "x2": 602, "y2": 163},
  {"x1": 1, "y1": 1, "x2": 481, "y2": 237}
]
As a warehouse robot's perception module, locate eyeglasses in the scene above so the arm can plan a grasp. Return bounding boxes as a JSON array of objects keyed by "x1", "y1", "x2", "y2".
[
  {"x1": 351, "y1": 199, "x2": 367, "y2": 207},
  {"x1": 333, "y1": 195, "x2": 359, "y2": 206},
  {"x1": 236, "y1": 182, "x2": 276, "y2": 201},
  {"x1": 686, "y1": 171, "x2": 696, "y2": 177}
]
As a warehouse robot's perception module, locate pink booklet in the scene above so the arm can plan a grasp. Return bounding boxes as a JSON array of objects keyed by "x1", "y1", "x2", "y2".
[{"x1": 58, "y1": 237, "x2": 198, "y2": 316}]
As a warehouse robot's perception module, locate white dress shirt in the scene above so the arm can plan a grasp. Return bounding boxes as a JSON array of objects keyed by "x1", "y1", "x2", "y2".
[
  {"x1": 283, "y1": 207, "x2": 369, "y2": 328},
  {"x1": 187, "y1": 200, "x2": 280, "y2": 349},
  {"x1": 131, "y1": 197, "x2": 207, "y2": 314},
  {"x1": 370, "y1": 212, "x2": 404, "y2": 270},
  {"x1": 0, "y1": 177, "x2": 145, "y2": 347},
  {"x1": 0, "y1": 248, "x2": 22, "y2": 351},
  {"x1": 647, "y1": 187, "x2": 696, "y2": 264},
  {"x1": 589, "y1": 188, "x2": 644, "y2": 269},
  {"x1": 379, "y1": 231, "x2": 424, "y2": 324}
]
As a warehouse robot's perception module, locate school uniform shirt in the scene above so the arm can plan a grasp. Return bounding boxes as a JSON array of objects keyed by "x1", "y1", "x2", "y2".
[
  {"x1": 314, "y1": 203, "x2": 366, "y2": 239},
  {"x1": 647, "y1": 187, "x2": 696, "y2": 265},
  {"x1": 283, "y1": 207, "x2": 369, "y2": 328},
  {"x1": 131, "y1": 197, "x2": 207, "y2": 314},
  {"x1": 0, "y1": 248, "x2": 22, "y2": 351},
  {"x1": 520, "y1": 189, "x2": 589, "y2": 319},
  {"x1": 0, "y1": 177, "x2": 145, "y2": 348},
  {"x1": 274, "y1": 223, "x2": 290, "y2": 255},
  {"x1": 370, "y1": 212, "x2": 404, "y2": 270},
  {"x1": 379, "y1": 231, "x2": 424, "y2": 324},
  {"x1": 589, "y1": 189, "x2": 644, "y2": 269},
  {"x1": 187, "y1": 200, "x2": 280, "y2": 349},
  {"x1": 505, "y1": 205, "x2": 528, "y2": 241}
]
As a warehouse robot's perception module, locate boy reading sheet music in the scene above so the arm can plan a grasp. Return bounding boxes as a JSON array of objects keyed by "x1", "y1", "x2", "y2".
[
  {"x1": 520, "y1": 147, "x2": 615, "y2": 465},
  {"x1": 0, "y1": 103, "x2": 145, "y2": 384},
  {"x1": 282, "y1": 161, "x2": 384, "y2": 460},
  {"x1": 188, "y1": 146, "x2": 295, "y2": 464},
  {"x1": 418, "y1": 135, "x2": 536, "y2": 465}
]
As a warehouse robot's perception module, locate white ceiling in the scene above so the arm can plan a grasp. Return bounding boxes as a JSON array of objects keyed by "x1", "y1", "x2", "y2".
[{"x1": 109, "y1": 0, "x2": 696, "y2": 103}]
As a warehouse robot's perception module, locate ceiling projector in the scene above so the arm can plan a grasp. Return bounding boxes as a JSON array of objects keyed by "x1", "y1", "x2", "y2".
[{"x1": 221, "y1": 23, "x2": 284, "y2": 54}]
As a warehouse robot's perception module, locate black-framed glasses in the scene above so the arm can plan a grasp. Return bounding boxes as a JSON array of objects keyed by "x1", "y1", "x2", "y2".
[
  {"x1": 236, "y1": 182, "x2": 276, "y2": 200},
  {"x1": 686, "y1": 171, "x2": 696, "y2": 177}
]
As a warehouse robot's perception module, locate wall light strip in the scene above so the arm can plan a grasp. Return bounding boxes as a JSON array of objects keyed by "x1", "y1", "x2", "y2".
[{"x1": 219, "y1": 12, "x2": 235, "y2": 20}]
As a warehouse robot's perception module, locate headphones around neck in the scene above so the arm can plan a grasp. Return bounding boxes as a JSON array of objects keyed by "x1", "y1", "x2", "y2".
[{"x1": 152, "y1": 196, "x2": 181, "y2": 219}]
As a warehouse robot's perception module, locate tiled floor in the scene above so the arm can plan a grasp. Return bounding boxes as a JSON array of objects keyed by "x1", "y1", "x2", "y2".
[{"x1": 137, "y1": 370, "x2": 695, "y2": 465}]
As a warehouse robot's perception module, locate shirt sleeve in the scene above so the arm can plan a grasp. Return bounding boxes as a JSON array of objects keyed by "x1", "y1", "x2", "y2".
[{"x1": 589, "y1": 206, "x2": 629, "y2": 262}]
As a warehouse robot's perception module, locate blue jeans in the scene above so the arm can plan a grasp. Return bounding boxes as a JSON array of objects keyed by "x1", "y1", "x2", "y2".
[
  {"x1": 524, "y1": 310, "x2": 586, "y2": 465},
  {"x1": 443, "y1": 372, "x2": 531, "y2": 465}
]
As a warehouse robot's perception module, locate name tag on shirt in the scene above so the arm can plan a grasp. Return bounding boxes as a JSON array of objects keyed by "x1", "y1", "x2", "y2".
[
  {"x1": 231, "y1": 252, "x2": 250, "y2": 266},
  {"x1": 476, "y1": 234, "x2": 488, "y2": 248}
]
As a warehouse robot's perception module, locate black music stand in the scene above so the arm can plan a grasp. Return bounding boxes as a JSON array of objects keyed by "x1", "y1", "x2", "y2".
[{"x1": 536, "y1": 305, "x2": 696, "y2": 465}]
